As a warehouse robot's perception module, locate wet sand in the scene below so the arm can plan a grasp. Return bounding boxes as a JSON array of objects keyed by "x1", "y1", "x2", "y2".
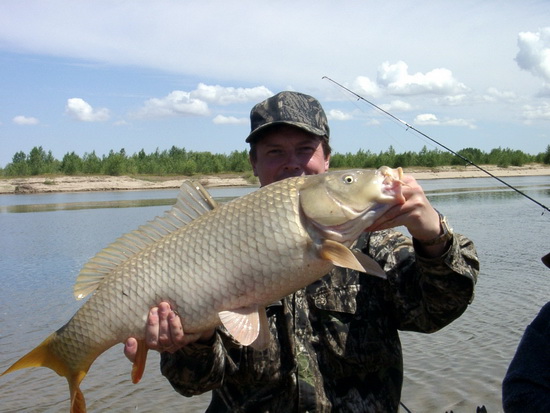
[{"x1": 1, "y1": 164, "x2": 549, "y2": 194}]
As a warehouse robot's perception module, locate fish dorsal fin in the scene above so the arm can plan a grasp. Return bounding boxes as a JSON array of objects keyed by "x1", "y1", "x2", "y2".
[
  {"x1": 73, "y1": 181, "x2": 217, "y2": 300},
  {"x1": 319, "y1": 239, "x2": 387, "y2": 279},
  {"x1": 219, "y1": 305, "x2": 268, "y2": 347}
]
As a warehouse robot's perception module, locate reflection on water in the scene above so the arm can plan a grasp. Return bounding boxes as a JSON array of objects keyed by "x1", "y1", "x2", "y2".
[
  {"x1": 1, "y1": 198, "x2": 178, "y2": 213},
  {"x1": 0, "y1": 186, "x2": 257, "y2": 213},
  {"x1": 0, "y1": 177, "x2": 549, "y2": 412},
  {"x1": 427, "y1": 186, "x2": 550, "y2": 205}
]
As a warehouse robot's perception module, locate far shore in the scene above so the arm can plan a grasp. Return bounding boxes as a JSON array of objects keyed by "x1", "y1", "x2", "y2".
[{"x1": 1, "y1": 164, "x2": 549, "y2": 195}]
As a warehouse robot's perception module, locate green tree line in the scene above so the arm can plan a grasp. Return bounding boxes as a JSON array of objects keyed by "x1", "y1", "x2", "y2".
[
  {"x1": 2, "y1": 145, "x2": 550, "y2": 177},
  {"x1": 330, "y1": 145, "x2": 550, "y2": 169}
]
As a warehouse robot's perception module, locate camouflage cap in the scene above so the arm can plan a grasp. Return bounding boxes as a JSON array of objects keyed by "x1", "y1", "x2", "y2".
[{"x1": 245, "y1": 91, "x2": 330, "y2": 143}]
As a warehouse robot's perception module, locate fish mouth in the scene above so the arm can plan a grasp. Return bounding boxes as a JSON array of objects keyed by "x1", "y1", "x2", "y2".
[{"x1": 379, "y1": 166, "x2": 406, "y2": 204}]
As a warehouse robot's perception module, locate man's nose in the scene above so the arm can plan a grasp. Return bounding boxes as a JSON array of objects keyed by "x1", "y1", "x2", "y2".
[{"x1": 283, "y1": 153, "x2": 301, "y2": 169}]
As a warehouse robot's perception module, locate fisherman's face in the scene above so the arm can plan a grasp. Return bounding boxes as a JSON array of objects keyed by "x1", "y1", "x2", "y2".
[{"x1": 250, "y1": 126, "x2": 330, "y2": 186}]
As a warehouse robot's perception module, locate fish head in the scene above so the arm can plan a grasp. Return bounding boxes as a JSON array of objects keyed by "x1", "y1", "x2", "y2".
[{"x1": 299, "y1": 167, "x2": 405, "y2": 243}]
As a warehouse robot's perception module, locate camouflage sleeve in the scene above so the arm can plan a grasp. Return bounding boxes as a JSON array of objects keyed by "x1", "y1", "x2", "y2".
[
  {"x1": 364, "y1": 227, "x2": 479, "y2": 332},
  {"x1": 160, "y1": 329, "x2": 236, "y2": 396}
]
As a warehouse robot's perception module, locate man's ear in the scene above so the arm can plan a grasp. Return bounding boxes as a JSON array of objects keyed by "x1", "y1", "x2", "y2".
[{"x1": 324, "y1": 154, "x2": 330, "y2": 171}]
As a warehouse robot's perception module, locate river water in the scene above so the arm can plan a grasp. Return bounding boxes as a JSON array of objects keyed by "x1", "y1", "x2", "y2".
[{"x1": 1, "y1": 176, "x2": 549, "y2": 412}]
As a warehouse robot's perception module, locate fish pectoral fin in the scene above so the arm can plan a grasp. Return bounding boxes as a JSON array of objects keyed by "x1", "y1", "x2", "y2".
[
  {"x1": 351, "y1": 250, "x2": 387, "y2": 279},
  {"x1": 320, "y1": 240, "x2": 386, "y2": 279},
  {"x1": 319, "y1": 239, "x2": 367, "y2": 272},
  {"x1": 131, "y1": 340, "x2": 149, "y2": 384},
  {"x1": 219, "y1": 306, "x2": 261, "y2": 347}
]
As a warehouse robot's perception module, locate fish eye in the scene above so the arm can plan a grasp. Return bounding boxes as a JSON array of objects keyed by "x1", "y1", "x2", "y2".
[{"x1": 342, "y1": 174, "x2": 355, "y2": 184}]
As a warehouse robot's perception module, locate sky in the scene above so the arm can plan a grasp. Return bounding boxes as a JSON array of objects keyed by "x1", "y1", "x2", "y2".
[{"x1": 1, "y1": 0, "x2": 550, "y2": 168}]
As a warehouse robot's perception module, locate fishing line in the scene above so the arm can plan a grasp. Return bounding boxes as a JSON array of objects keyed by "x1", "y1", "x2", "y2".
[
  {"x1": 332, "y1": 87, "x2": 417, "y2": 155},
  {"x1": 323, "y1": 76, "x2": 550, "y2": 215}
]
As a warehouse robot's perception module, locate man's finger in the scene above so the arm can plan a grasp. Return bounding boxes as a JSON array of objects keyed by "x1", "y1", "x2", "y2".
[
  {"x1": 124, "y1": 337, "x2": 138, "y2": 363},
  {"x1": 157, "y1": 302, "x2": 173, "y2": 347},
  {"x1": 146, "y1": 307, "x2": 161, "y2": 348},
  {"x1": 168, "y1": 310, "x2": 185, "y2": 345}
]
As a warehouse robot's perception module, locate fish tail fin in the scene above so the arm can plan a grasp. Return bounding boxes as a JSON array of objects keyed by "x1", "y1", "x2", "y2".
[
  {"x1": 1, "y1": 332, "x2": 90, "y2": 413},
  {"x1": 131, "y1": 339, "x2": 149, "y2": 384},
  {"x1": 1, "y1": 333, "x2": 68, "y2": 376}
]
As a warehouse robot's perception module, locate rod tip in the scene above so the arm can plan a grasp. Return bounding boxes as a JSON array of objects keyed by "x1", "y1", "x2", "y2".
[{"x1": 542, "y1": 252, "x2": 550, "y2": 269}]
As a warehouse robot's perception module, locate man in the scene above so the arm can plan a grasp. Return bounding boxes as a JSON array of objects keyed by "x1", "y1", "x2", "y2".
[
  {"x1": 502, "y1": 301, "x2": 550, "y2": 412},
  {"x1": 125, "y1": 91, "x2": 479, "y2": 412}
]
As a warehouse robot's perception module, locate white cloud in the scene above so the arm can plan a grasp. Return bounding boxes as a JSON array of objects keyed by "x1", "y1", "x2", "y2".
[
  {"x1": 352, "y1": 76, "x2": 381, "y2": 97},
  {"x1": 212, "y1": 115, "x2": 248, "y2": 125},
  {"x1": 414, "y1": 113, "x2": 476, "y2": 129},
  {"x1": 445, "y1": 118, "x2": 477, "y2": 129},
  {"x1": 13, "y1": 115, "x2": 39, "y2": 125},
  {"x1": 414, "y1": 113, "x2": 439, "y2": 125},
  {"x1": 483, "y1": 87, "x2": 517, "y2": 103},
  {"x1": 436, "y1": 94, "x2": 469, "y2": 106},
  {"x1": 515, "y1": 28, "x2": 550, "y2": 83},
  {"x1": 536, "y1": 83, "x2": 550, "y2": 97},
  {"x1": 376, "y1": 61, "x2": 469, "y2": 96},
  {"x1": 379, "y1": 100, "x2": 413, "y2": 112},
  {"x1": 327, "y1": 109, "x2": 353, "y2": 121},
  {"x1": 522, "y1": 101, "x2": 550, "y2": 122},
  {"x1": 65, "y1": 98, "x2": 110, "y2": 122},
  {"x1": 133, "y1": 91, "x2": 210, "y2": 119},
  {"x1": 133, "y1": 83, "x2": 273, "y2": 120},
  {"x1": 192, "y1": 84, "x2": 272, "y2": 105}
]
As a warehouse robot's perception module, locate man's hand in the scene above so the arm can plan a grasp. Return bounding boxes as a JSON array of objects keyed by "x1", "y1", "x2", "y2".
[
  {"x1": 124, "y1": 302, "x2": 215, "y2": 363},
  {"x1": 367, "y1": 174, "x2": 447, "y2": 257}
]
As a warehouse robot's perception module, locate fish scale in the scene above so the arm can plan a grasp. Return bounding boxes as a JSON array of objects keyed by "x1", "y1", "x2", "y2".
[{"x1": 1, "y1": 167, "x2": 405, "y2": 413}]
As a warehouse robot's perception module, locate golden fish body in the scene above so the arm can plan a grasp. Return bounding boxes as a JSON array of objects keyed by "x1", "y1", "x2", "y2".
[{"x1": 2, "y1": 167, "x2": 404, "y2": 412}]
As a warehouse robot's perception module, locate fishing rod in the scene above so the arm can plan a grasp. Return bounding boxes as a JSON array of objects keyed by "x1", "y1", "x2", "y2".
[{"x1": 322, "y1": 76, "x2": 550, "y2": 215}]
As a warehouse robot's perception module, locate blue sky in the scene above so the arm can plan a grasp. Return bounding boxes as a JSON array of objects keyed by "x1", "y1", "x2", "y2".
[{"x1": 1, "y1": 0, "x2": 549, "y2": 168}]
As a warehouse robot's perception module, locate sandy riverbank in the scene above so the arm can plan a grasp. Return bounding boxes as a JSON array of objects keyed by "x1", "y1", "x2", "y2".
[
  {"x1": 1, "y1": 165, "x2": 549, "y2": 194},
  {"x1": 0, "y1": 174, "x2": 254, "y2": 194}
]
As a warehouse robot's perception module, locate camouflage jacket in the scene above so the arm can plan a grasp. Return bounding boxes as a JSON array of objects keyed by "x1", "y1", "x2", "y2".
[{"x1": 160, "y1": 228, "x2": 479, "y2": 412}]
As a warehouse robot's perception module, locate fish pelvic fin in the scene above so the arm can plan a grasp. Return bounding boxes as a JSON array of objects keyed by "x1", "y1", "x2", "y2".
[
  {"x1": 219, "y1": 305, "x2": 270, "y2": 348},
  {"x1": 74, "y1": 180, "x2": 218, "y2": 300},
  {"x1": 320, "y1": 239, "x2": 387, "y2": 279},
  {"x1": 1, "y1": 332, "x2": 90, "y2": 413},
  {"x1": 131, "y1": 340, "x2": 149, "y2": 384},
  {"x1": 69, "y1": 372, "x2": 87, "y2": 413},
  {"x1": 250, "y1": 308, "x2": 270, "y2": 351}
]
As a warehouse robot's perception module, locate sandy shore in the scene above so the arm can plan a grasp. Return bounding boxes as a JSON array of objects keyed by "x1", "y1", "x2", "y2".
[
  {"x1": 1, "y1": 165, "x2": 549, "y2": 194},
  {"x1": 0, "y1": 174, "x2": 253, "y2": 194}
]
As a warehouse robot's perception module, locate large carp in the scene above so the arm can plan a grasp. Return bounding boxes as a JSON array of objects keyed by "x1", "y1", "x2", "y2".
[{"x1": 2, "y1": 167, "x2": 405, "y2": 412}]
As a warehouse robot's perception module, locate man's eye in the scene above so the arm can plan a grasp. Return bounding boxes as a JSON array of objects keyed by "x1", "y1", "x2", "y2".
[{"x1": 266, "y1": 149, "x2": 285, "y2": 157}]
